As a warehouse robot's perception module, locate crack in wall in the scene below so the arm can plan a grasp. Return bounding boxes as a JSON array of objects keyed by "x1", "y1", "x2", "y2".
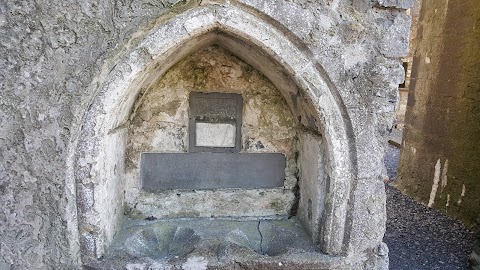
[{"x1": 257, "y1": 220, "x2": 264, "y2": 255}]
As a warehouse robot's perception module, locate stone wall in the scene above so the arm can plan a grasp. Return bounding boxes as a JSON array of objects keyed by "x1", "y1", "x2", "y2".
[
  {"x1": 394, "y1": 0, "x2": 422, "y2": 129},
  {"x1": 0, "y1": 0, "x2": 410, "y2": 268},
  {"x1": 396, "y1": 0, "x2": 480, "y2": 230},
  {"x1": 1, "y1": 1, "x2": 194, "y2": 268}
]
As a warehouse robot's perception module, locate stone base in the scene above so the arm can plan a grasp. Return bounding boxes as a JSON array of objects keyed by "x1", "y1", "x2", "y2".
[{"x1": 83, "y1": 218, "x2": 387, "y2": 270}]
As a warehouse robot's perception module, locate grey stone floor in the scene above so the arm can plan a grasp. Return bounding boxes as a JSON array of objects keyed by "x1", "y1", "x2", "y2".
[
  {"x1": 384, "y1": 143, "x2": 477, "y2": 270},
  {"x1": 105, "y1": 218, "x2": 319, "y2": 260},
  {"x1": 86, "y1": 218, "x2": 346, "y2": 269}
]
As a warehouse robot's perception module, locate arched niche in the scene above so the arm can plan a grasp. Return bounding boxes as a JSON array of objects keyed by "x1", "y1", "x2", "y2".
[
  {"x1": 66, "y1": 4, "x2": 355, "y2": 262},
  {"x1": 125, "y1": 45, "x2": 302, "y2": 219}
]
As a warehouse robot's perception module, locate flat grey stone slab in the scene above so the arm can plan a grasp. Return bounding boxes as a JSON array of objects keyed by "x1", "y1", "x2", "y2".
[
  {"x1": 103, "y1": 218, "x2": 320, "y2": 260},
  {"x1": 141, "y1": 152, "x2": 286, "y2": 191},
  {"x1": 87, "y1": 218, "x2": 341, "y2": 269}
]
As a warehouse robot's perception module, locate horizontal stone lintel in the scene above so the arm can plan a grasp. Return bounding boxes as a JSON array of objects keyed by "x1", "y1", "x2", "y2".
[{"x1": 141, "y1": 152, "x2": 286, "y2": 191}]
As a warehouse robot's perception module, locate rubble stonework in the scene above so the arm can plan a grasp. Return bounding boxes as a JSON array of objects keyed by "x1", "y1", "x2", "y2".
[{"x1": 0, "y1": 0, "x2": 411, "y2": 269}]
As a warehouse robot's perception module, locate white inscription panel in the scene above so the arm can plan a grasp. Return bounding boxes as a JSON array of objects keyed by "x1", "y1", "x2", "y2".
[{"x1": 195, "y1": 123, "x2": 236, "y2": 147}]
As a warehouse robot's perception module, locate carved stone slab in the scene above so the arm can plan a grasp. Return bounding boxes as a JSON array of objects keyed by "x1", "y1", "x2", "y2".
[{"x1": 141, "y1": 153, "x2": 286, "y2": 191}]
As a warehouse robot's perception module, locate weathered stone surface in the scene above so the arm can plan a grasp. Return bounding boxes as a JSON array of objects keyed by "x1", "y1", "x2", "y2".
[
  {"x1": 377, "y1": 11, "x2": 412, "y2": 58},
  {"x1": 0, "y1": 0, "x2": 409, "y2": 268},
  {"x1": 140, "y1": 153, "x2": 286, "y2": 190},
  {"x1": 376, "y1": 0, "x2": 415, "y2": 9},
  {"x1": 125, "y1": 46, "x2": 300, "y2": 219},
  {"x1": 0, "y1": 0, "x2": 195, "y2": 268},
  {"x1": 87, "y1": 218, "x2": 334, "y2": 269},
  {"x1": 396, "y1": 0, "x2": 480, "y2": 231}
]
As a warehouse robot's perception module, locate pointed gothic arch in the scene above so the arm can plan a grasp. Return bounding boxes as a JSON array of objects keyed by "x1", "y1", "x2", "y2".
[{"x1": 65, "y1": 4, "x2": 357, "y2": 262}]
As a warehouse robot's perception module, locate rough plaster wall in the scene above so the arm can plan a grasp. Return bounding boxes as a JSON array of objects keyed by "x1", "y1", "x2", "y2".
[
  {"x1": 397, "y1": 0, "x2": 480, "y2": 230},
  {"x1": 0, "y1": 0, "x2": 194, "y2": 268},
  {"x1": 125, "y1": 45, "x2": 300, "y2": 218},
  {"x1": 0, "y1": 0, "x2": 410, "y2": 268}
]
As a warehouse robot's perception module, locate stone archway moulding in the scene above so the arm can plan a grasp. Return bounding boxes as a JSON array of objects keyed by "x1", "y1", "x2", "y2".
[{"x1": 65, "y1": 3, "x2": 356, "y2": 263}]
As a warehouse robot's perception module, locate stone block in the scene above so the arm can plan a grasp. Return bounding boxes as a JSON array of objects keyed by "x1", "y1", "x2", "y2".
[
  {"x1": 376, "y1": 0, "x2": 414, "y2": 9},
  {"x1": 140, "y1": 153, "x2": 286, "y2": 190}
]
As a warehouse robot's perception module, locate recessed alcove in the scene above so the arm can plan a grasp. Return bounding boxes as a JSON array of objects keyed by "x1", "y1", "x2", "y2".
[
  {"x1": 88, "y1": 44, "x2": 328, "y2": 266},
  {"x1": 123, "y1": 45, "x2": 322, "y2": 221},
  {"x1": 71, "y1": 6, "x2": 357, "y2": 267}
]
